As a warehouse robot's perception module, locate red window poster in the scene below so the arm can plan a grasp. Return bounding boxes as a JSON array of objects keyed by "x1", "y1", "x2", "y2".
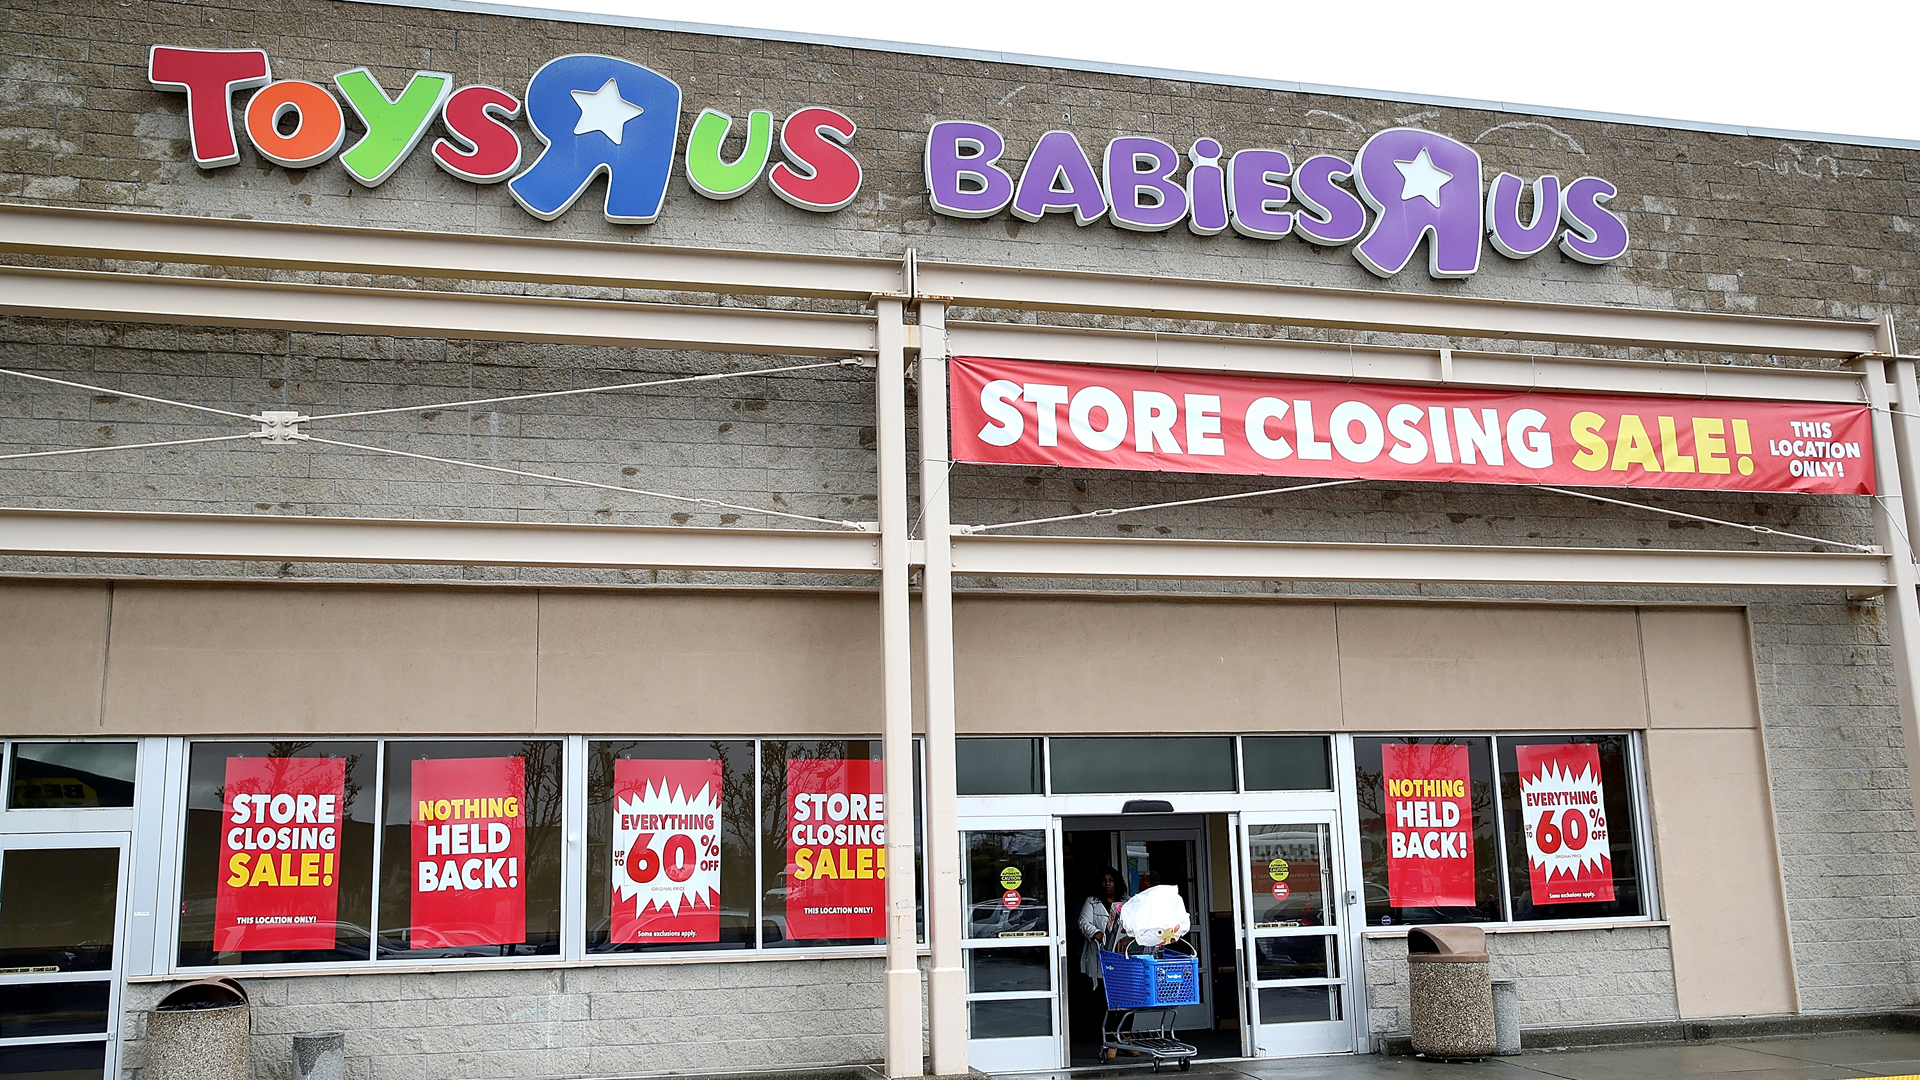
[
  {"x1": 1516, "y1": 743, "x2": 1615, "y2": 904},
  {"x1": 1381, "y1": 743, "x2": 1475, "y2": 907},
  {"x1": 410, "y1": 757, "x2": 526, "y2": 949},
  {"x1": 611, "y1": 758, "x2": 723, "y2": 943},
  {"x1": 214, "y1": 756, "x2": 347, "y2": 952},
  {"x1": 785, "y1": 758, "x2": 886, "y2": 940}
]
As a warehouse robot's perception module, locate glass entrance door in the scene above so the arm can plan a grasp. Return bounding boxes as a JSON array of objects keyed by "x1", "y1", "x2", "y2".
[
  {"x1": 0, "y1": 832, "x2": 128, "y2": 1080},
  {"x1": 1239, "y1": 815, "x2": 1353, "y2": 1056},
  {"x1": 961, "y1": 818, "x2": 1062, "y2": 1072},
  {"x1": 1116, "y1": 826, "x2": 1211, "y2": 1032}
]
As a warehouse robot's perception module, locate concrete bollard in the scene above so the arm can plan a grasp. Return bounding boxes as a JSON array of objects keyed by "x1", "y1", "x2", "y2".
[
  {"x1": 1491, "y1": 979, "x2": 1521, "y2": 1055},
  {"x1": 292, "y1": 1031, "x2": 346, "y2": 1080}
]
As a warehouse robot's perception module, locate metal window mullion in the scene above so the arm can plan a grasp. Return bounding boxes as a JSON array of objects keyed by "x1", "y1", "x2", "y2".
[
  {"x1": 561, "y1": 735, "x2": 586, "y2": 963},
  {"x1": 753, "y1": 740, "x2": 763, "y2": 952},
  {"x1": 156, "y1": 737, "x2": 189, "y2": 975},
  {"x1": 1490, "y1": 735, "x2": 1515, "y2": 924},
  {"x1": 367, "y1": 740, "x2": 386, "y2": 962},
  {"x1": 0, "y1": 1033, "x2": 115, "y2": 1047},
  {"x1": 1331, "y1": 733, "x2": 1369, "y2": 1053},
  {"x1": 1628, "y1": 731, "x2": 1662, "y2": 922}
]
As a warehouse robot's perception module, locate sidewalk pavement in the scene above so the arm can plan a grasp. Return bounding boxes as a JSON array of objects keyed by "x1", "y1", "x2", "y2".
[{"x1": 986, "y1": 1032, "x2": 1920, "y2": 1080}]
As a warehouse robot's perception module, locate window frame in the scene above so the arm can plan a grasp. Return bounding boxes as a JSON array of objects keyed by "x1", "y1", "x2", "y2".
[
  {"x1": 163, "y1": 735, "x2": 927, "y2": 977},
  {"x1": 1349, "y1": 731, "x2": 1659, "y2": 932}
]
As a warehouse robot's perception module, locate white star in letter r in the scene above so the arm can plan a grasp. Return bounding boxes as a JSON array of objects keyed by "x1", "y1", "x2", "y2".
[
  {"x1": 571, "y1": 79, "x2": 644, "y2": 144},
  {"x1": 1394, "y1": 148, "x2": 1453, "y2": 207}
]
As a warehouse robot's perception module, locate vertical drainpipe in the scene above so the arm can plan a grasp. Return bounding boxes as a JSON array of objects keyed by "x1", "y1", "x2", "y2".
[
  {"x1": 873, "y1": 293, "x2": 923, "y2": 1078},
  {"x1": 1857, "y1": 356, "x2": 1920, "y2": 843},
  {"x1": 915, "y1": 298, "x2": 967, "y2": 1076}
]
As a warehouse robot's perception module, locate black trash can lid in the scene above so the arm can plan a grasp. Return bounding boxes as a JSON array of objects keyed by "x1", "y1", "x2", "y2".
[
  {"x1": 1407, "y1": 925, "x2": 1488, "y2": 963},
  {"x1": 156, "y1": 977, "x2": 249, "y2": 1010}
]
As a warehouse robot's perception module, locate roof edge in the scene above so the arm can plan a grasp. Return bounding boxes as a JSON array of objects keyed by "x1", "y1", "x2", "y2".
[{"x1": 343, "y1": 0, "x2": 1920, "y2": 152}]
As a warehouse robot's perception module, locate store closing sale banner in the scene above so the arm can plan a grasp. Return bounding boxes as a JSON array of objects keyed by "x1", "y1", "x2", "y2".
[
  {"x1": 411, "y1": 757, "x2": 526, "y2": 948},
  {"x1": 785, "y1": 758, "x2": 886, "y2": 939},
  {"x1": 1517, "y1": 744, "x2": 1615, "y2": 904},
  {"x1": 1381, "y1": 743, "x2": 1475, "y2": 907},
  {"x1": 215, "y1": 756, "x2": 347, "y2": 951},
  {"x1": 611, "y1": 758, "x2": 723, "y2": 943}
]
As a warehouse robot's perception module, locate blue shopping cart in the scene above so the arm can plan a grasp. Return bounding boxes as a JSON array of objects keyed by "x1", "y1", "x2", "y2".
[{"x1": 1098, "y1": 939, "x2": 1199, "y2": 1072}]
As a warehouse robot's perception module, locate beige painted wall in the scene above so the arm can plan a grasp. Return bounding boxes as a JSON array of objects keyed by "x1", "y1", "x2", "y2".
[
  {"x1": 1645, "y1": 726, "x2": 1798, "y2": 1017},
  {"x1": 0, "y1": 582, "x2": 110, "y2": 735},
  {"x1": 0, "y1": 581, "x2": 1800, "y2": 1017}
]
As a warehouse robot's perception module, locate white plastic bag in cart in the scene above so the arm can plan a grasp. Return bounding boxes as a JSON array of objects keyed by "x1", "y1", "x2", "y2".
[{"x1": 1118, "y1": 884, "x2": 1190, "y2": 947}]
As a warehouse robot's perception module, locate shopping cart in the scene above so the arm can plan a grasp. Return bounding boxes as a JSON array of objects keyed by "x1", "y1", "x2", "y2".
[{"x1": 1098, "y1": 937, "x2": 1199, "y2": 1072}]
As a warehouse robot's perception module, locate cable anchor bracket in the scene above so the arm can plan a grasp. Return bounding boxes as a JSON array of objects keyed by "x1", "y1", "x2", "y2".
[{"x1": 249, "y1": 411, "x2": 312, "y2": 444}]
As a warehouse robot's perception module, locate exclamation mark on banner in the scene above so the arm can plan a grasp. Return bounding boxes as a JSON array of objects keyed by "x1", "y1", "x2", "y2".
[
  {"x1": 323, "y1": 853, "x2": 334, "y2": 887},
  {"x1": 1733, "y1": 419, "x2": 1754, "y2": 476}
]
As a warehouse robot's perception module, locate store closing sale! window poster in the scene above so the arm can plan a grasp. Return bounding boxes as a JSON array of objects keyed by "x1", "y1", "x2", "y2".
[
  {"x1": 215, "y1": 756, "x2": 347, "y2": 951},
  {"x1": 786, "y1": 757, "x2": 886, "y2": 939},
  {"x1": 1381, "y1": 743, "x2": 1474, "y2": 907},
  {"x1": 611, "y1": 758, "x2": 723, "y2": 943},
  {"x1": 1516, "y1": 743, "x2": 1614, "y2": 903},
  {"x1": 411, "y1": 757, "x2": 526, "y2": 948}
]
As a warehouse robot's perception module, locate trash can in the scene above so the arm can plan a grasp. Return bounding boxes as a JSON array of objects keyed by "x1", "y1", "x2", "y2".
[
  {"x1": 145, "y1": 977, "x2": 249, "y2": 1080},
  {"x1": 1406, "y1": 926, "x2": 1494, "y2": 1060},
  {"x1": 1491, "y1": 979, "x2": 1521, "y2": 1055}
]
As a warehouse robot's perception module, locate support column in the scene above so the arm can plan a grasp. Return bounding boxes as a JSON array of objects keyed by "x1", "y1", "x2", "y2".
[
  {"x1": 1858, "y1": 359, "x2": 1920, "y2": 840},
  {"x1": 915, "y1": 300, "x2": 967, "y2": 1076},
  {"x1": 873, "y1": 294, "x2": 922, "y2": 1078}
]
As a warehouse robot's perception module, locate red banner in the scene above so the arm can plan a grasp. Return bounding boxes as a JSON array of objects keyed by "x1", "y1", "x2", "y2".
[
  {"x1": 612, "y1": 758, "x2": 723, "y2": 943},
  {"x1": 1516, "y1": 744, "x2": 1616, "y2": 904},
  {"x1": 410, "y1": 757, "x2": 525, "y2": 949},
  {"x1": 214, "y1": 757, "x2": 346, "y2": 951},
  {"x1": 785, "y1": 758, "x2": 886, "y2": 940},
  {"x1": 1382, "y1": 744, "x2": 1475, "y2": 907},
  {"x1": 950, "y1": 356, "x2": 1873, "y2": 495}
]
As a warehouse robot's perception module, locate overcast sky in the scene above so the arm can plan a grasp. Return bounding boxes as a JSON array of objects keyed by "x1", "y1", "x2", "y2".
[{"x1": 452, "y1": 0, "x2": 1920, "y2": 143}]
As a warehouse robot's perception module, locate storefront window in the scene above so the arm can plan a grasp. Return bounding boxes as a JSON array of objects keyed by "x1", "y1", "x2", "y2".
[
  {"x1": 760, "y1": 740, "x2": 886, "y2": 947},
  {"x1": 1353, "y1": 737, "x2": 1502, "y2": 925},
  {"x1": 377, "y1": 741, "x2": 563, "y2": 959},
  {"x1": 1497, "y1": 735, "x2": 1645, "y2": 921},
  {"x1": 1242, "y1": 737, "x2": 1332, "y2": 791},
  {"x1": 586, "y1": 740, "x2": 756, "y2": 953},
  {"x1": 178, "y1": 741, "x2": 376, "y2": 966},
  {"x1": 957, "y1": 738, "x2": 1043, "y2": 795},
  {"x1": 7, "y1": 743, "x2": 136, "y2": 809},
  {"x1": 1049, "y1": 737, "x2": 1235, "y2": 793}
]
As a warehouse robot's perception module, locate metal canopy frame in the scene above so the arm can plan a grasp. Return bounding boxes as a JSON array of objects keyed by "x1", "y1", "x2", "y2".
[{"x1": 0, "y1": 202, "x2": 1915, "y2": 1078}]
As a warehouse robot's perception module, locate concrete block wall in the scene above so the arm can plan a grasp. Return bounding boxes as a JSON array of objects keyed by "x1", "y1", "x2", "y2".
[
  {"x1": 1363, "y1": 927, "x2": 1680, "y2": 1037},
  {"x1": 120, "y1": 958, "x2": 887, "y2": 1080}
]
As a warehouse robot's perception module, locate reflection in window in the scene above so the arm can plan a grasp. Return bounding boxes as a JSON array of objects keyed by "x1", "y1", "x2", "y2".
[
  {"x1": 178, "y1": 742, "x2": 375, "y2": 966},
  {"x1": 0, "y1": 849, "x2": 118, "y2": 972},
  {"x1": 1353, "y1": 737, "x2": 1502, "y2": 925},
  {"x1": 1246, "y1": 823, "x2": 1332, "y2": 928},
  {"x1": 1050, "y1": 737, "x2": 1234, "y2": 794},
  {"x1": 8, "y1": 743, "x2": 136, "y2": 809},
  {"x1": 377, "y1": 741, "x2": 563, "y2": 959},
  {"x1": 586, "y1": 740, "x2": 755, "y2": 953},
  {"x1": 1242, "y1": 737, "x2": 1332, "y2": 791},
  {"x1": 760, "y1": 740, "x2": 886, "y2": 948},
  {"x1": 1497, "y1": 735, "x2": 1645, "y2": 921},
  {"x1": 957, "y1": 738, "x2": 1042, "y2": 796},
  {"x1": 965, "y1": 830, "x2": 1049, "y2": 940}
]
